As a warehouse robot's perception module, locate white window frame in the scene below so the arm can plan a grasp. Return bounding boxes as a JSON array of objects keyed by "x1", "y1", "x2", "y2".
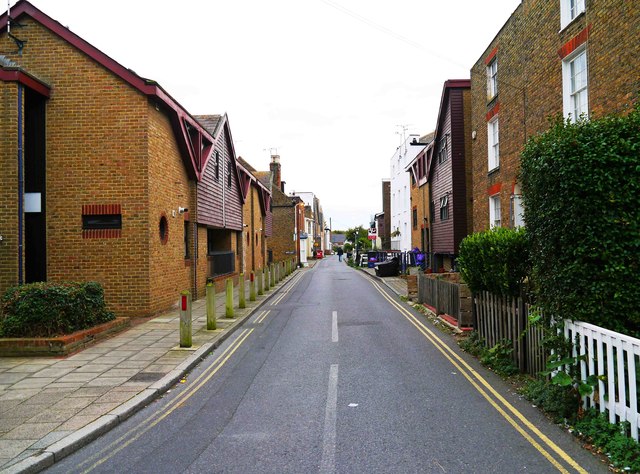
[
  {"x1": 487, "y1": 116, "x2": 500, "y2": 171},
  {"x1": 486, "y1": 58, "x2": 498, "y2": 100},
  {"x1": 489, "y1": 194, "x2": 501, "y2": 229},
  {"x1": 560, "y1": 0, "x2": 585, "y2": 30},
  {"x1": 562, "y1": 46, "x2": 589, "y2": 122},
  {"x1": 439, "y1": 195, "x2": 449, "y2": 221},
  {"x1": 511, "y1": 194, "x2": 525, "y2": 228}
]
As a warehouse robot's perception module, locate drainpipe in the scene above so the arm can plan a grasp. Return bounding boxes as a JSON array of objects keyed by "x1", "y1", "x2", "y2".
[
  {"x1": 193, "y1": 186, "x2": 198, "y2": 297},
  {"x1": 17, "y1": 84, "x2": 24, "y2": 284}
]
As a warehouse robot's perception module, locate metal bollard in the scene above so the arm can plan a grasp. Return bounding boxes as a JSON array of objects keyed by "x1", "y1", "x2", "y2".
[
  {"x1": 258, "y1": 268, "x2": 264, "y2": 295},
  {"x1": 239, "y1": 273, "x2": 246, "y2": 309},
  {"x1": 180, "y1": 291, "x2": 192, "y2": 347},
  {"x1": 225, "y1": 277, "x2": 234, "y2": 318},
  {"x1": 206, "y1": 282, "x2": 216, "y2": 330},
  {"x1": 250, "y1": 271, "x2": 256, "y2": 301}
]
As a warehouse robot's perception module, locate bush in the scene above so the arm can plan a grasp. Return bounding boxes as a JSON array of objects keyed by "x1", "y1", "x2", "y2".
[
  {"x1": 457, "y1": 227, "x2": 531, "y2": 297},
  {"x1": 521, "y1": 377, "x2": 580, "y2": 422},
  {"x1": 520, "y1": 106, "x2": 640, "y2": 334},
  {"x1": 574, "y1": 409, "x2": 640, "y2": 472},
  {"x1": 0, "y1": 281, "x2": 115, "y2": 337}
]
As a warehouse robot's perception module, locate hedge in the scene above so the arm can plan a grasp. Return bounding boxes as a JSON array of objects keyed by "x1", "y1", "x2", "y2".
[
  {"x1": 457, "y1": 227, "x2": 531, "y2": 297},
  {"x1": 0, "y1": 281, "x2": 115, "y2": 338},
  {"x1": 520, "y1": 106, "x2": 640, "y2": 334}
]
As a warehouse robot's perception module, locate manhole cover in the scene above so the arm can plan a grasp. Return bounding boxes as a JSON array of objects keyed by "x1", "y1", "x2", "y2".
[{"x1": 128, "y1": 372, "x2": 165, "y2": 383}]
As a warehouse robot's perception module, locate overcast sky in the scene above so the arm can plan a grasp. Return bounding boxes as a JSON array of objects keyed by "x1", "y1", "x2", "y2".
[{"x1": 24, "y1": 0, "x2": 521, "y2": 231}]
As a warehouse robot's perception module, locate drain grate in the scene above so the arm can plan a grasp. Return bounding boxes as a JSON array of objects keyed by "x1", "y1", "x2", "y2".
[{"x1": 128, "y1": 372, "x2": 165, "y2": 383}]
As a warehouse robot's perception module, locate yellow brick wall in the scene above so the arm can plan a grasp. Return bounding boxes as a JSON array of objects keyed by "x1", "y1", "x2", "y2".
[
  {"x1": 147, "y1": 106, "x2": 194, "y2": 314},
  {"x1": 0, "y1": 82, "x2": 19, "y2": 295}
]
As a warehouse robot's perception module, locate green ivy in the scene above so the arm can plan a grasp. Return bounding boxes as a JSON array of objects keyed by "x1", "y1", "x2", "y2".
[
  {"x1": 0, "y1": 281, "x2": 115, "y2": 338},
  {"x1": 457, "y1": 227, "x2": 531, "y2": 297},
  {"x1": 520, "y1": 106, "x2": 640, "y2": 335}
]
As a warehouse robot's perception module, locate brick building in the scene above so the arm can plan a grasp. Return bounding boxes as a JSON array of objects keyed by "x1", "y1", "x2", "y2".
[
  {"x1": 264, "y1": 155, "x2": 300, "y2": 264},
  {"x1": 470, "y1": 0, "x2": 640, "y2": 231},
  {"x1": 375, "y1": 180, "x2": 391, "y2": 250},
  {"x1": 236, "y1": 157, "x2": 272, "y2": 276},
  {"x1": 0, "y1": 1, "x2": 263, "y2": 317},
  {"x1": 407, "y1": 133, "x2": 434, "y2": 254}
]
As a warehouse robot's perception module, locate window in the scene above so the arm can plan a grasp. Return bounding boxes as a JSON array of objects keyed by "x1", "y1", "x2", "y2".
[
  {"x1": 214, "y1": 151, "x2": 220, "y2": 180},
  {"x1": 563, "y1": 47, "x2": 588, "y2": 121},
  {"x1": 489, "y1": 195, "x2": 501, "y2": 228},
  {"x1": 82, "y1": 214, "x2": 121, "y2": 230},
  {"x1": 512, "y1": 194, "x2": 525, "y2": 228},
  {"x1": 487, "y1": 117, "x2": 500, "y2": 171},
  {"x1": 184, "y1": 221, "x2": 190, "y2": 258},
  {"x1": 159, "y1": 215, "x2": 169, "y2": 244},
  {"x1": 486, "y1": 58, "x2": 498, "y2": 100},
  {"x1": 226, "y1": 160, "x2": 232, "y2": 187},
  {"x1": 439, "y1": 195, "x2": 449, "y2": 221},
  {"x1": 437, "y1": 136, "x2": 448, "y2": 164},
  {"x1": 560, "y1": 0, "x2": 585, "y2": 29},
  {"x1": 412, "y1": 207, "x2": 418, "y2": 229}
]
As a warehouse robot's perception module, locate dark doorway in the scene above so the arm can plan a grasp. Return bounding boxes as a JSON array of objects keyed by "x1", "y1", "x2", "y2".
[{"x1": 24, "y1": 89, "x2": 47, "y2": 283}]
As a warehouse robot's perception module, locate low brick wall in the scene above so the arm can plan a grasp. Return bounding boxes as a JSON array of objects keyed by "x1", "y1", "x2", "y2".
[{"x1": 0, "y1": 317, "x2": 130, "y2": 357}]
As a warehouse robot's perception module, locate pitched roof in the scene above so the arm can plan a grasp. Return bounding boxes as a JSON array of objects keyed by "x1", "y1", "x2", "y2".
[
  {"x1": 0, "y1": 53, "x2": 50, "y2": 96},
  {"x1": 1, "y1": 0, "x2": 214, "y2": 180},
  {"x1": 195, "y1": 115, "x2": 222, "y2": 136}
]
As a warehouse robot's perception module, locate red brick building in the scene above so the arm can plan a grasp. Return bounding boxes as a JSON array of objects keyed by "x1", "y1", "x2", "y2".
[
  {"x1": 470, "y1": 0, "x2": 640, "y2": 231},
  {"x1": 0, "y1": 1, "x2": 266, "y2": 317}
]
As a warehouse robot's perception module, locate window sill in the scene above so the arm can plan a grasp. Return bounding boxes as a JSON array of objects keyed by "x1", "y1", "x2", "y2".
[
  {"x1": 559, "y1": 10, "x2": 585, "y2": 34},
  {"x1": 488, "y1": 166, "x2": 500, "y2": 176}
]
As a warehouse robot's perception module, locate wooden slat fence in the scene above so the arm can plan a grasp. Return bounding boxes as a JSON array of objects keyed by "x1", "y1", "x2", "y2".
[
  {"x1": 474, "y1": 291, "x2": 546, "y2": 375},
  {"x1": 564, "y1": 320, "x2": 640, "y2": 440},
  {"x1": 417, "y1": 276, "x2": 459, "y2": 322}
]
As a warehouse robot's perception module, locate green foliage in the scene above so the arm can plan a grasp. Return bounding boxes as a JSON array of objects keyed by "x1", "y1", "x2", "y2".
[
  {"x1": 480, "y1": 339, "x2": 519, "y2": 376},
  {"x1": 345, "y1": 225, "x2": 370, "y2": 250},
  {"x1": 459, "y1": 332, "x2": 518, "y2": 377},
  {"x1": 520, "y1": 106, "x2": 640, "y2": 334},
  {"x1": 520, "y1": 377, "x2": 580, "y2": 421},
  {"x1": 574, "y1": 409, "x2": 640, "y2": 472},
  {"x1": 457, "y1": 227, "x2": 531, "y2": 297},
  {"x1": 0, "y1": 281, "x2": 115, "y2": 338},
  {"x1": 458, "y1": 331, "x2": 485, "y2": 357}
]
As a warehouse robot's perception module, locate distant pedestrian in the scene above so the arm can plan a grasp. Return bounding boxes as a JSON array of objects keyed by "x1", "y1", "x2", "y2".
[{"x1": 337, "y1": 247, "x2": 344, "y2": 262}]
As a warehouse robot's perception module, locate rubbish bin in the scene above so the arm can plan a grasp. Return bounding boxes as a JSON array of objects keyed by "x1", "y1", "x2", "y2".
[{"x1": 367, "y1": 257, "x2": 377, "y2": 268}]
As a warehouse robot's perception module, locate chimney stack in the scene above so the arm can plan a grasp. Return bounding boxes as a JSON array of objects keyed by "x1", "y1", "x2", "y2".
[{"x1": 270, "y1": 155, "x2": 281, "y2": 190}]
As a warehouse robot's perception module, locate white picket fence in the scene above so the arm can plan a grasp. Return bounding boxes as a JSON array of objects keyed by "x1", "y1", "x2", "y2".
[{"x1": 564, "y1": 320, "x2": 640, "y2": 440}]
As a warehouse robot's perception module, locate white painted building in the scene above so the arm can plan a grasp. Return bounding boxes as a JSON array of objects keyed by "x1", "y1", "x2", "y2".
[{"x1": 390, "y1": 135, "x2": 427, "y2": 251}]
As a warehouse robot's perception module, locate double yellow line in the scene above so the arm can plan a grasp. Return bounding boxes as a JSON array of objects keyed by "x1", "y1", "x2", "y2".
[
  {"x1": 368, "y1": 279, "x2": 587, "y2": 474},
  {"x1": 77, "y1": 270, "x2": 309, "y2": 471}
]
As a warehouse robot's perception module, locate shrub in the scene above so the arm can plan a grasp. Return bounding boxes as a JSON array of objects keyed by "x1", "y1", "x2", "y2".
[
  {"x1": 0, "y1": 281, "x2": 115, "y2": 338},
  {"x1": 520, "y1": 377, "x2": 580, "y2": 422},
  {"x1": 520, "y1": 106, "x2": 640, "y2": 334},
  {"x1": 457, "y1": 227, "x2": 531, "y2": 297},
  {"x1": 574, "y1": 409, "x2": 640, "y2": 472}
]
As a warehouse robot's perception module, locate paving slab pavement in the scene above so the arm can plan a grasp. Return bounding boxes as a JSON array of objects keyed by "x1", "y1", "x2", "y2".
[{"x1": 0, "y1": 259, "x2": 405, "y2": 474}]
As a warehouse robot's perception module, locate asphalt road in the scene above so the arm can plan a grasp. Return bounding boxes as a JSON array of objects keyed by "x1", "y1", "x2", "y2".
[{"x1": 45, "y1": 257, "x2": 607, "y2": 473}]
